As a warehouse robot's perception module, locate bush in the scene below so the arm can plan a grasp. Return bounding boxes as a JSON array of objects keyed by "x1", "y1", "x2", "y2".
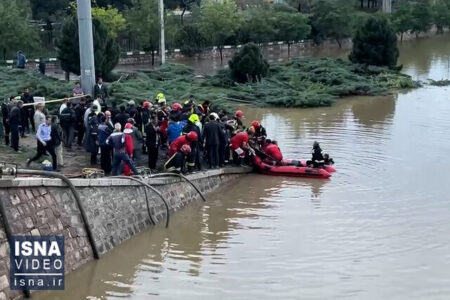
[
  {"x1": 228, "y1": 43, "x2": 269, "y2": 83},
  {"x1": 349, "y1": 16, "x2": 399, "y2": 68}
]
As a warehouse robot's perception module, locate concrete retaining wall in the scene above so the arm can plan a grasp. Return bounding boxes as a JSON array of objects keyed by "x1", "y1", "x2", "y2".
[{"x1": 0, "y1": 167, "x2": 249, "y2": 299}]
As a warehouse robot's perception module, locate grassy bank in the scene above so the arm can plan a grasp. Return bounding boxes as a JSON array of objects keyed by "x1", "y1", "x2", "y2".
[
  {"x1": 0, "y1": 57, "x2": 417, "y2": 110},
  {"x1": 110, "y1": 58, "x2": 418, "y2": 109}
]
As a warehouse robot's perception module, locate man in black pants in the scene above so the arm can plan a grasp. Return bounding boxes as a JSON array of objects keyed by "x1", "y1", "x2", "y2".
[
  {"x1": 27, "y1": 116, "x2": 57, "y2": 170},
  {"x1": 145, "y1": 115, "x2": 160, "y2": 171},
  {"x1": 1, "y1": 100, "x2": 10, "y2": 146},
  {"x1": 8, "y1": 100, "x2": 23, "y2": 152},
  {"x1": 203, "y1": 113, "x2": 222, "y2": 169}
]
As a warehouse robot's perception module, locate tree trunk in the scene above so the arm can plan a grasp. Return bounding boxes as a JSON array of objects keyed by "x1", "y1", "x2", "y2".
[
  {"x1": 152, "y1": 51, "x2": 155, "y2": 66},
  {"x1": 336, "y1": 39, "x2": 342, "y2": 48},
  {"x1": 181, "y1": 8, "x2": 186, "y2": 25},
  {"x1": 65, "y1": 72, "x2": 70, "y2": 81},
  {"x1": 400, "y1": 32, "x2": 403, "y2": 43},
  {"x1": 219, "y1": 47, "x2": 223, "y2": 62},
  {"x1": 3, "y1": 48, "x2": 6, "y2": 62},
  {"x1": 288, "y1": 42, "x2": 291, "y2": 57}
]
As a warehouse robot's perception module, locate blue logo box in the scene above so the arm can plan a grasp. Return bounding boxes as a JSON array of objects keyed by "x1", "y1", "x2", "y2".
[{"x1": 10, "y1": 236, "x2": 65, "y2": 290}]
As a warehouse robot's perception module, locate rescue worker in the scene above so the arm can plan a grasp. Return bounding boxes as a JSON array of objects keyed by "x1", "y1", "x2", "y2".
[
  {"x1": 307, "y1": 141, "x2": 325, "y2": 168},
  {"x1": 168, "y1": 131, "x2": 198, "y2": 157},
  {"x1": 164, "y1": 144, "x2": 191, "y2": 174},
  {"x1": 123, "y1": 123, "x2": 136, "y2": 176},
  {"x1": 251, "y1": 120, "x2": 267, "y2": 141},
  {"x1": 182, "y1": 114, "x2": 203, "y2": 172},
  {"x1": 107, "y1": 123, "x2": 139, "y2": 176},
  {"x1": 230, "y1": 127, "x2": 254, "y2": 166},
  {"x1": 263, "y1": 139, "x2": 283, "y2": 165},
  {"x1": 156, "y1": 93, "x2": 169, "y2": 148},
  {"x1": 227, "y1": 110, "x2": 246, "y2": 135}
]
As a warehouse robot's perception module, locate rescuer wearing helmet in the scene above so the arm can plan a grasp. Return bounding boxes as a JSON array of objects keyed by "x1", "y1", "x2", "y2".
[
  {"x1": 230, "y1": 127, "x2": 255, "y2": 166},
  {"x1": 168, "y1": 131, "x2": 198, "y2": 157},
  {"x1": 307, "y1": 141, "x2": 325, "y2": 168},
  {"x1": 182, "y1": 114, "x2": 203, "y2": 172},
  {"x1": 164, "y1": 144, "x2": 191, "y2": 173},
  {"x1": 226, "y1": 110, "x2": 246, "y2": 135},
  {"x1": 123, "y1": 123, "x2": 136, "y2": 176},
  {"x1": 251, "y1": 120, "x2": 267, "y2": 140},
  {"x1": 156, "y1": 94, "x2": 169, "y2": 147}
]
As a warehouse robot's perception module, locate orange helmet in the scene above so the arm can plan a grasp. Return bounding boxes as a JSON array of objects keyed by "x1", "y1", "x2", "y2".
[
  {"x1": 124, "y1": 123, "x2": 133, "y2": 130},
  {"x1": 251, "y1": 120, "x2": 260, "y2": 128},
  {"x1": 186, "y1": 131, "x2": 198, "y2": 142},
  {"x1": 171, "y1": 102, "x2": 182, "y2": 111},
  {"x1": 181, "y1": 144, "x2": 192, "y2": 154},
  {"x1": 143, "y1": 101, "x2": 152, "y2": 109},
  {"x1": 235, "y1": 110, "x2": 244, "y2": 118}
]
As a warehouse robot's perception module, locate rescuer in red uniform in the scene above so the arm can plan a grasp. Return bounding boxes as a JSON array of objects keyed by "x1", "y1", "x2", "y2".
[{"x1": 168, "y1": 131, "x2": 198, "y2": 157}]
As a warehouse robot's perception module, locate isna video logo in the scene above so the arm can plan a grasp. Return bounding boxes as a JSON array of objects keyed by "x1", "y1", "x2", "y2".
[{"x1": 10, "y1": 236, "x2": 65, "y2": 290}]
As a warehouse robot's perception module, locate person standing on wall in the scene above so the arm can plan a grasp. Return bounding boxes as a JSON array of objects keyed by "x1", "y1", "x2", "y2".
[
  {"x1": 145, "y1": 115, "x2": 160, "y2": 171},
  {"x1": 1, "y1": 98, "x2": 10, "y2": 146},
  {"x1": 27, "y1": 116, "x2": 57, "y2": 170},
  {"x1": 59, "y1": 102, "x2": 76, "y2": 150},
  {"x1": 86, "y1": 108, "x2": 100, "y2": 166},
  {"x1": 93, "y1": 77, "x2": 108, "y2": 104},
  {"x1": 107, "y1": 123, "x2": 139, "y2": 176},
  {"x1": 8, "y1": 100, "x2": 23, "y2": 152},
  {"x1": 98, "y1": 114, "x2": 114, "y2": 175},
  {"x1": 20, "y1": 88, "x2": 34, "y2": 135},
  {"x1": 16, "y1": 51, "x2": 26, "y2": 69}
]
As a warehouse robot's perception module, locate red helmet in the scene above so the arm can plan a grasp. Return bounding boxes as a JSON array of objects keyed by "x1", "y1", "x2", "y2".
[
  {"x1": 251, "y1": 120, "x2": 260, "y2": 128},
  {"x1": 143, "y1": 101, "x2": 152, "y2": 109},
  {"x1": 181, "y1": 144, "x2": 191, "y2": 154},
  {"x1": 186, "y1": 131, "x2": 198, "y2": 142},
  {"x1": 171, "y1": 102, "x2": 182, "y2": 111},
  {"x1": 235, "y1": 110, "x2": 244, "y2": 118},
  {"x1": 124, "y1": 123, "x2": 133, "y2": 129}
]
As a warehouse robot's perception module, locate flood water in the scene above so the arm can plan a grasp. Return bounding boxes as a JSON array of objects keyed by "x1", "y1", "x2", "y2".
[{"x1": 35, "y1": 35, "x2": 450, "y2": 299}]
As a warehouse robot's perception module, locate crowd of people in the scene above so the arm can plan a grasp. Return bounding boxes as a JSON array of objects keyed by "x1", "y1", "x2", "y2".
[{"x1": 0, "y1": 77, "x2": 331, "y2": 176}]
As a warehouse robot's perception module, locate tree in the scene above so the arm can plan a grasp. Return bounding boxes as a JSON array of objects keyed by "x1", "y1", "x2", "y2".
[
  {"x1": 57, "y1": 15, "x2": 120, "y2": 80},
  {"x1": 274, "y1": 12, "x2": 310, "y2": 56},
  {"x1": 29, "y1": 0, "x2": 70, "y2": 20},
  {"x1": 391, "y1": 2, "x2": 413, "y2": 42},
  {"x1": 0, "y1": 0, "x2": 39, "y2": 61},
  {"x1": 198, "y1": 1, "x2": 243, "y2": 61},
  {"x1": 431, "y1": 0, "x2": 450, "y2": 33},
  {"x1": 95, "y1": 0, "x2": 133, "y2": 10},
  {"x1": 349, "y1": 15, "x2": 398, "y2": 68},
  {"x1": 92, "y1": 5, "x2": 127, "y2": 38},
  {"x1": 238, "y1": 7, "x2": 277, "y2": 44},
  {"x1": 410, "y1": 1, "x2": 432, "y2": 38},
  {"x1": 125, "y1": 0, "x2": 159, "y2": 65},
  {"x1": 229, "y1": 42, "x2": 269, "y2": 83},
  {"x1": 310, "y1": 0, "x2": 353, "y2": 47}
]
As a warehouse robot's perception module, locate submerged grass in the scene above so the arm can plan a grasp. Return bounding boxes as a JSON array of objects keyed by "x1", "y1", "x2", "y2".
[{"x1": 0, "y1": 57, "x2": 418, "y2": 111}]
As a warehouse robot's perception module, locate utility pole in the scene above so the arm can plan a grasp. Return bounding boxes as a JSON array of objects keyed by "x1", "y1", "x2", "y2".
[
  {"x1": 382, "y1": 0, "x2": 392, "y2": 13},
  {"x1": 159, "y1": 0, "x2": 166, "y2": 65},
  {"x1": 77, "y1": 0, "x2": 96, "y2": 97}
]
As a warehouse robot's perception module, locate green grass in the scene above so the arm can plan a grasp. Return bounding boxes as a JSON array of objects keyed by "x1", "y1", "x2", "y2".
[{"x1": 0, "y1": 57, "x2": 418, "y2": 111}]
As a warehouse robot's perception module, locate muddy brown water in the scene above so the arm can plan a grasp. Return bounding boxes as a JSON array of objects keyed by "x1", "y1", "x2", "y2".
[{"x1": 35, "y1": 35, "x2": 450, "y2": 299}]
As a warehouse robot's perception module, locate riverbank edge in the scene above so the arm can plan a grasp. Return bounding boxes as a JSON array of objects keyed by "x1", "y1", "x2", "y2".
[{"x1": 0, "y1": 167, "x2": 251, "y2": 299}]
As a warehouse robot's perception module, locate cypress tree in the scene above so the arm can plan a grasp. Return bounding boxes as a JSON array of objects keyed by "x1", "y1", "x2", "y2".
[
  {"x1": 229, "y1": 43, "x2": 269, "y2": 83},
  {"x1": 349, "y1": 16, "x2": 399, "y2": 68}
]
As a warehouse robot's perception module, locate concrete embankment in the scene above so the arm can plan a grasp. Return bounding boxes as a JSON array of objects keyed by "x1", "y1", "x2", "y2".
[{"x1": 0, "y1": 167, "x2": 250, "y2": 299}]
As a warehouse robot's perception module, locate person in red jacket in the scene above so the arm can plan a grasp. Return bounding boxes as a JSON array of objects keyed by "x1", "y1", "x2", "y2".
[
  {"x1": 230, "y1": 128, "x2": 254, "y2": 165},
  {"x1": 263, "y1": 139, "x2": 283, "y2": 164},
  {"x1": 123, "y1": 123, "x2": 135, "y2": 176},
  {"x1": 168, "y1": 131, "x2": 198, "y2": 157}
]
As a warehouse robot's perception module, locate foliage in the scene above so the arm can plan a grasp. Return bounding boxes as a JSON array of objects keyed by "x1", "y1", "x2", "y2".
[
  {"x1": 229, "y1": 43, "x2": 269, "y2": 83},
  {"x1": 176, "y1": 25, "x2": 206, "y2": 56},
  {"x1": 411, "y1": 1, "x2": 433, "y2": 36},
  {"x1": 29, "y1": 0, "x2": 70, "y2": 20},
  {"x1": 391, "y1": 2, "x2": 413, "y2": 42},
  {"x1": 274, "y1": 12, "x2": 310, "y2": 53},
  {"x1": 238, "y1": 7, "x2": 277, "y2": 44},
  {"x1": 349, "y1": 16, "x2": 399, "y2": 68},
  {"x1": 0, "y1": 67, "x2": 73, "y2": 99},
  {"x1": 125, "y1": 0, "x2": 159, "y2": 58},
  {"x1": 107, "y1": 57, "x2": 416, "y2": 109},
  {"x1": 57, "y1": 15, "x2": 120, "y2": 79},
  {"x1": 197, "y1": 1, "x2": 243, "y2": 60},
  {"x1": 431, "y1": 0, "x2": 450, "y2": 33},
  {"x1": 0, "y1": 0, "x2": 40, "y2": 61},
  {"x1": 92, "y1": 5, "x2": 127, "y2": 38},
  {"x1": 310, "y1": 0, "x2": 353, "y2": 47},
  {"x1": 95, "y1": 0, "x2": 133, "y2": 10}
]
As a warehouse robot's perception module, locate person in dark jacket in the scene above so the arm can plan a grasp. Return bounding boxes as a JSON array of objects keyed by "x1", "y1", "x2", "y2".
[
  {"x1": 93, "y1": 77, "x2": 108, "y2": 101},
  {"x1": 8, "y1": 100, "x2": 23, "y2": 152},
  {"x1": 110, "y1": 102, "x2": 120, "y2": 120},
  {"x1": 60, "y1": 102, "x2": 76, "y2": 149},
  {"x1": 74, "y1": 99, "x2": 86, "y2": 146},
  {"x1": 203, "y1": 113, "x2": 222, "y2": 169},
  {"x1": 16, "y1": 51, "x2": 26, "y2": 69},
  {"x1": 51, "y1": 116, "x2": 64, "y2": 168},
  {"x1": 113, "y1": 106, "x2": 130, "y2": 130},
  {"x1": 307, "y1": 141, "x2": 325, "y2": 168},
  {"x1": 98, "y1": 115, "x2": 114, "y2": 174},
  {"x1": 1, "y1": 100, "x2": 10, "y2": 146},
  {"x1": 20, "y1": 88, "x2": 34, "y2": 135},
  {"x1": 144, "y1": 115, "x2": 160, "y2": 170},
  {"x1": 38, "y1": 58, "x2": 46, "y2": 75},
  {"x1": 182, "y1": 114, "x2": 203, "y2": 172},
  {"x1": 87, "y1": 111, "x2": 100, "y2": 165}
]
